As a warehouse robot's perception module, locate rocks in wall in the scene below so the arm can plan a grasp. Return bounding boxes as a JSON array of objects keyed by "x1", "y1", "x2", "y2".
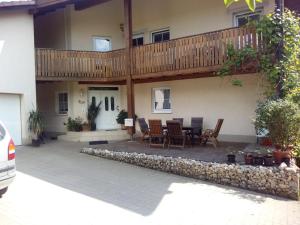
[{"x1": 81, "y1": 148, "x2": 300, "y2": 200}]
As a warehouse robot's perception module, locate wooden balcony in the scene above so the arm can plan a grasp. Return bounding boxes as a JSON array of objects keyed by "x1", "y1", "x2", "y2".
[{"x1": 35, "y1": 26, "x2": 258, "y2": 83}]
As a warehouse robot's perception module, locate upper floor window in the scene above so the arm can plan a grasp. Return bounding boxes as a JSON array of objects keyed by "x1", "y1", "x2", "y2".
[
  {"x1": 132, "y1": 34, "x2": 144, "y2": 47},
  {"x1": 234, "y1": 11, "x2": 262, "y2": 27},
  {"x1": 58, "y1": 92, "x2": 68, "y2": 115},
  {"x1": 152, "y1": 29, "x2": 170, "y2": 43},
  {"x1": 93, "y1": 37, "x2": 111, "y2": 52},
  {"x1": 152, "y1": 88, "x2": 171, "y2": 114}
]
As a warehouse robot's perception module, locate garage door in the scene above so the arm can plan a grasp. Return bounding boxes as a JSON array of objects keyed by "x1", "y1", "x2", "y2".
[{"x1": 0, "y1": 94, "x2": 22, "y2": 145}]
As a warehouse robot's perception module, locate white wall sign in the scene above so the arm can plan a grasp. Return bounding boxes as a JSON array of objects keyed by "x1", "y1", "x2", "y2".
[{"x1": 124, "y1": 118, "x2": 133, "y2": 127}]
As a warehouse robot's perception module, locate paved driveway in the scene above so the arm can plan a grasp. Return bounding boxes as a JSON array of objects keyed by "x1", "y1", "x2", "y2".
[{"x1": 0, "y1": 141, "x2": 299, "y2": 225}]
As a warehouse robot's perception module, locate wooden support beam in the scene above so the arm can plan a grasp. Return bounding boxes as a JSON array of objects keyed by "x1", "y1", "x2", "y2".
[{"x1": 124, "y1": 0, "x2": 135, "y2": 135}]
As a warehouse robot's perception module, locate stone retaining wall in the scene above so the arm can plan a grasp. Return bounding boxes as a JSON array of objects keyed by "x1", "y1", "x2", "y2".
[{"x1": 81, "y1": 148, "x2": 300, "y2": 200}]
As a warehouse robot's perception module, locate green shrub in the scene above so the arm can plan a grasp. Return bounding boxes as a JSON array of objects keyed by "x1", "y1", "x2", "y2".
[
  {"x1": 28, "y1": 109, "x2": 44, "y2": 139},
  {"x1": 255, "y1": 99, "x2": 300, "y2": 149},
  {"x1": 66, "y1": 117, "x2": 83, "y2": 132},
  {"x1": 116, "y1": 110, "x2": 137, "y2": 125}
]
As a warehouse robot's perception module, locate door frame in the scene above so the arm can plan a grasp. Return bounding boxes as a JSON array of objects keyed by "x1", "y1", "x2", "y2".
[{"x1": 87, "y1": 86, "x2": 121, "y2": 130}]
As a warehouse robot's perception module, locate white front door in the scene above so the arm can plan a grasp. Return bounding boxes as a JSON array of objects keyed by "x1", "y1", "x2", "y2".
[{"x1": 88, "y1": 88, "x2": 120, "y2": 130}]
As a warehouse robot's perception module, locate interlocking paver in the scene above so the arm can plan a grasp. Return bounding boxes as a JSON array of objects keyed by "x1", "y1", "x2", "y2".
[{"x1": 0, "y1": 140, "x2": 299, "y2": 225}]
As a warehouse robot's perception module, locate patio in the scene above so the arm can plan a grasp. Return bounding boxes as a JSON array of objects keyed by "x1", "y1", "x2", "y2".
[{"x1": 90, "y1": 140, "x2": 250, "y2": 164}]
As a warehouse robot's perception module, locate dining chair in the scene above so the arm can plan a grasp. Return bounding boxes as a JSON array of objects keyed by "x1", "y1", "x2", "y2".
[
  {"x1": 148, "y1": 119, "x2": 166, "y2": 148},
  {"x1": 172, "y1": 118, "x2": 184, "y2": 126},
  {"x1": 166, "y1": 120, "x2": 188, "y2": 149},
  {"x1": 137, "y1": 118, "x2": 149, "y2": 142},
  {"x1": 200, "y1": 119, "x2": 224, "y2": 148}
]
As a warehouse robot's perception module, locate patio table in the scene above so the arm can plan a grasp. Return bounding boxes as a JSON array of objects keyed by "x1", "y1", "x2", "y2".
[{"x1": 162, "y1": 125, "x2": 202, "y2": 146}]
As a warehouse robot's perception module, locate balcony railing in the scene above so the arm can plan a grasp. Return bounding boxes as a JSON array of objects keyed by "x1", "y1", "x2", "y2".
[
  {"x1": 36, "y1": 48, "x2": 127, "y2": 81},
  {"x1": 36, "y1": 26, "x2": 258, "y2": 82}
]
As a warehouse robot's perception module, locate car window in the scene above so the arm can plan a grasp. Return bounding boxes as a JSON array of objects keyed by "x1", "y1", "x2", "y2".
[{"x1": 0, "y1": 124, "x2": 6, "y2": 141}]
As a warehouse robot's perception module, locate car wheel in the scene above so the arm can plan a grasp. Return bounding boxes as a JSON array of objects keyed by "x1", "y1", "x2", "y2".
[{"x1": 0, "y1": 187, "x2": 8, "y2": 198}]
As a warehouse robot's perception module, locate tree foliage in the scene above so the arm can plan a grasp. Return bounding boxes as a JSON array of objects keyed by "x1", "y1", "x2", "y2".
[{"x1": 224, "y1": 0, "x2": 263, "y2": 12}]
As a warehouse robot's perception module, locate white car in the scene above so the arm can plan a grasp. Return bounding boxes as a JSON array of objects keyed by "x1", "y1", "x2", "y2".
[{"x1": 0, "y1": 121, "x2": 16, "y2": 198}]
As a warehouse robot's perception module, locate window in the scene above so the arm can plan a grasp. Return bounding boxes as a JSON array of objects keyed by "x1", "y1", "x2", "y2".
[
  {"x1": 234, "y1": 11, "x2": 261, "y2": 27},
  {"x1": 132, "y1": 34, "x2": 144, "y2": 47},
  {"x1": 152, "y1": 30, "x2": 170, "y2": 43},
  {"x1": 111, "y1": 97, "x2": 115, "y2": 111},
  {"x1": 152, "y1": 88, "x2": 171, "y2": 113},
  {"x1": 105, "y1": 97, "x2": 109, "y2": 111},
  {"x1": 58, "y1": 93, "x2": 68, "y2": 114},
  {"x1": 93, "y1": 37, "x2": 112, "y2": 52}
]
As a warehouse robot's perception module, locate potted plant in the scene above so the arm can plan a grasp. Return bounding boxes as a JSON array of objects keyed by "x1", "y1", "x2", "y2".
[
  {"x1": 253, "y1": 154, "x2": 264, "y2": 166},
  {"x1": 65, "y1": 117, "x2": 83, "y2": 132},
  {"x1": 244, "y1": 153, "x2": 254, "y2": 165},
  {"x1": 116, "y1": 110, "x2": 128, "y2": 130},
  {"x1": 82, "y1": 122, "x2": 90, "y2": 131},
  {"x1": 263, "y1": 154, "x2": 274, "y2": 167},
  {"x1": 255, "y1": 99, "x2": 300, "y2": 165},
  {"x1": 87, "y1": 100, "x2": 102, "y2": 131},
  {"x1": 227, "y1": 152, "x2": 236, "y2": 164},
  {"x1": 28, "y1": 109, "x2": 44, "y2": 147},
  {"x1": 292, "y1": 144, "x2": 300, "y2": 168},
  {"x1": 116, "y1": 110, "x2": 138, "y2": 130}
]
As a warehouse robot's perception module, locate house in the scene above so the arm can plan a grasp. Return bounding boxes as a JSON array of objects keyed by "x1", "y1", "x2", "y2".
[{"x1": 0, "y1": 0, "x2": 293, "y2": 145}]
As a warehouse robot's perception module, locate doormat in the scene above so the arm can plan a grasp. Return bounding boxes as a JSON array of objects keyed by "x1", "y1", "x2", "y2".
[{"x1": 89, "y1": 141, "x2": 109, "y2": 145}]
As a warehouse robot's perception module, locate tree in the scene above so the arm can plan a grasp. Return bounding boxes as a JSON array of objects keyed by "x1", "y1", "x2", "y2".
[{"x1": 224, "y1": 0, "x2": 263, "y2": 12}]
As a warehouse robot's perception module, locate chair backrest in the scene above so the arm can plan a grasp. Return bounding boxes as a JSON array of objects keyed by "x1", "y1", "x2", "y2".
[
  {"x1": 148, "y1": 120, "x2": 163, "y2": 136},
  {"x1": 173, "y1": 118, "x2": 184, "y2": 126},
  {"x1": 167, "y1": 120, "x2": 182, "y2": 136},
  {"x1": 138, "y1": 118, "x2": 149, "y2": 134},
  {"x1": 191, "y1": 117, "x2": 203, "y2": 134},
  {"x1": 213, "y1": 119, "x2": 224, "y2": 137}
]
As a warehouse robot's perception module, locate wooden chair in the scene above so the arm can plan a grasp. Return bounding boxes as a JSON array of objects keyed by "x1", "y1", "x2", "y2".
[
  {"x1": 173, "y1": 118, "x2": 184, "y2": 126},
  {"x1": 200, "y1": 119, "x2": 224, "y2": 148},
  {"x1": 166, "y1": 120, "x2": 188, "y2": 149},
  {"x1": 188, "y1": 117, "x2": 203, "y2": 143},
  {"x1": 148, "y1": 120, "x2": 166, "y2": 148},
  {"x1": 137, "y1": 118, "x2": 149, "y2": 142}
]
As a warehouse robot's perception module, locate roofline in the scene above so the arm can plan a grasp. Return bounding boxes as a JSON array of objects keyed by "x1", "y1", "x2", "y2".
[{"x1": 0, "y1": 0, "x2": 35, "y2": 8}]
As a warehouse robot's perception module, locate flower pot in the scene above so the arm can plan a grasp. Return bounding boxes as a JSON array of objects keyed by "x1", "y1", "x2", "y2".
[
  {"x1": 273, "y1": 150, "x2": 283, "y2": 164},
  {"x1": 227, "y1": 154, "x2": 236, "y2": 164},
  {"x1": 281, "y1": 150, "x2": 291, "y2": 159},
  {"x1": 82, "y1": 124, "x2": 91, "y2": 131},
  {"x1": 244, "y1": 154, "x2": 253, "y2": 165},
  {"x1": 254, "y1": 156, "x2": 264, "y2": 166},
  {"x1": 263, "y1": 155, "x2": 274, "y2": 167},
  {"x1": 260, "y1": 137, "x2": 272, "y2": 147},
  {"x1": 121, "y1": 124, "x2": 127, "y2": 130},
  {"x1": 90, "y1": 122, "x2": 96, "y2": 131},
  {"x1": 282, "y1": 157, "x2": 291, "y2": 167},
  {"x1": 32, "y1": 139, "x2": 40, "y2": 147}
]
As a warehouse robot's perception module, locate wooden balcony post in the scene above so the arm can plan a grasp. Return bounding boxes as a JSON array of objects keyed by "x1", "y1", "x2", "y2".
[{"x1": 124, "y1": 0, "x2": 135, "y2": 135}]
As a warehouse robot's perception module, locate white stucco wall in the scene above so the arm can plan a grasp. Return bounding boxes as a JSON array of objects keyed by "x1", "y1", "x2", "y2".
[
  {"x1": 0, "y1": 10, "x2": 36, "y2": 144},
  {"x1": 34, "y1": 8, "x2": 67, "y2": 49},
  {"x1": 34, "y1": 0, "x2": 275, "y2": 51},
  {"x1": 37, "y1": 74, "x2": 264, "y2": 142},
  {"x1": 134, "y1": 74, "x2": 264, "y2": 142}
]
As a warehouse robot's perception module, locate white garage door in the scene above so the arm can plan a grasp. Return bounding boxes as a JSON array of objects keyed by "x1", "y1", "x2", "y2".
[{"x1": 0, "y1": 94, "x2": 22, "y2": 145}]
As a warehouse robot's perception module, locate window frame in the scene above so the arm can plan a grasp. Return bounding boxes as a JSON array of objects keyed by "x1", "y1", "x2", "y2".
[
  {"x1": 132, "y1": 33, "x2": 144, "y2": 47},
  {"x1": 233, "y1": 9, "x2": 262, "y2": 27},
  {"x1": 57, "y1": 92, "x2": 68, "y2": 115},
  {"x1": 151, "y1": 29, "x2": 170, "y2": 43},
  {"x1": 152, "y1": 87, "x2": 172, "y2": 114},
  {"x1": 92, "y1": 36, "x2": 112, "y2": 52}
]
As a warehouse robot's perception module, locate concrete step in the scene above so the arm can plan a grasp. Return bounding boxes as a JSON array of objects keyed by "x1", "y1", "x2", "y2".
[{"x1": 58, "y1": 129, "x2": 130, "y2": 142}]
